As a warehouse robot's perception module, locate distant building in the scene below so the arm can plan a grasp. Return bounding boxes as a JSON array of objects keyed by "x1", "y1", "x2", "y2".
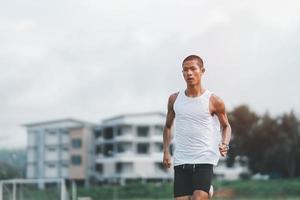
[
  {"x1": 23, "y1": 112, "x2": 245, "y2": 186},
  {"x1": 94, "y1": 112, "x2": 173, "y2": 184},
  {"x1": 214, "y1": 156, "x2": 249, "y2": 180},
  {"x1": 23, "y1": 119, "x2": 95, "y2": 187}
]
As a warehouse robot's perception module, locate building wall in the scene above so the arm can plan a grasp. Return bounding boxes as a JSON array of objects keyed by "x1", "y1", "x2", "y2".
[
  {"x1": 25, "y1": 120, "x2": 93, "y2": 183},
  {"x1": 94, "y1": 113, "x2": 173, "y2": 183},
  {"x1": 69, "y1": 127, "x2": 87, "y2": 180},
  {"x1": 25, "y1": 115, "x2": 170, "y2": 185}
]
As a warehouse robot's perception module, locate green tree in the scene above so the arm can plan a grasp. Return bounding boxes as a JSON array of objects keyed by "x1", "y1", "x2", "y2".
[
  {"x1": 277, "y1": 111, "x2": 300, "y2": 178},
  {"x1": 0, "y1": 161, "x2": 21, "y2": 180},
  {"x1": 227, "y1": 105, "x2": 259, "y2": 167},
  {"x1": 249, "y1": 112, "x2": 281, "y2": 176}
]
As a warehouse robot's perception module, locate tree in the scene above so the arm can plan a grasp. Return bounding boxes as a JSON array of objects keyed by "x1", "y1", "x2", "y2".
[
  {"x1": 227, "y1": 105, "x2": 259, "y2": 167},
  {"x1": 0, "y1": 161, "x2": 21, "y2": 180},
  {"x1": 277, "y1": 111, "x2": 300, "y2": 178},
  {"x1": 249, "y1": 112, "x2": 281, "y2": 176},
  {"x1": 226, "y1": 105, "x2": 300, "y2": 178}
]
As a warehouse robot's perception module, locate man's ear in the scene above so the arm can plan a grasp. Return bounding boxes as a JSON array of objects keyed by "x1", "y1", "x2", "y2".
[{"x1": 201, "y1": 67, "x2": 206, "y2": 73}]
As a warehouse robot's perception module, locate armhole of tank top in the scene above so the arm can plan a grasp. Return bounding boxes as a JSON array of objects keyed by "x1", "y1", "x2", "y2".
[
  {"x1": 208, "y1": 92, "x2": 222, "y2": 132},
  {"x1": 208, "y1": 91, "x2": 214, "y2": 116},
  {"x1": 172, "y1": 91, "x2": 180, "y2": 111}
]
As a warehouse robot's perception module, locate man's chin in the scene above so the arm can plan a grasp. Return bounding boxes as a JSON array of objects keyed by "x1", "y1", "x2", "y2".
[{"x1": 186, "y1": 82, "x2": 196, "y2": 86}]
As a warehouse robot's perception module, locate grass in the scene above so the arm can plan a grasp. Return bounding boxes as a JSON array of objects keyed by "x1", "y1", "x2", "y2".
[
  {"x1": 213, "y1": 179, "x2": 300, "y2": 198},
  {"x1": 76, "y1": 179, "x2": 300, "y2": 200},
  {"x1": 4, "y1": 179, "x2": 300, "y2": 199}
]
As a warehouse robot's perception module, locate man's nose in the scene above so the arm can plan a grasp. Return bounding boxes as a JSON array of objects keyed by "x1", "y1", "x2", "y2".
[{"x1": 187, "y1": 70, "x2": 193, "y2": 75}]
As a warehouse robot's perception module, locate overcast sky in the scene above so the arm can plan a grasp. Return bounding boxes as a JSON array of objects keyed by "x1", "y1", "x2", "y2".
[{"x1": 0, "y1": 0, "x2": 299, "y2": 149}]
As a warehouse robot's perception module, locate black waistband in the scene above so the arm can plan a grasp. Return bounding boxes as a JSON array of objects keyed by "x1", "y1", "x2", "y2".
[{"x1": 174, "y1": 164, "x2": 213, "y2": 170}]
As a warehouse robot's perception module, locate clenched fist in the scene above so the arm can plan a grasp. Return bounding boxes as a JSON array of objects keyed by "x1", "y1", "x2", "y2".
[
  {"x1": 219, "y1": 143, "x2": 229, "y2": 157},
  {"x1": 163, "y1": 152, "x2": 172, "y2": 168}
]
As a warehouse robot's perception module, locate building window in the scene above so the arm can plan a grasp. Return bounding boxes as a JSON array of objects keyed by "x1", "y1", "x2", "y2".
[
  {"x1": 137, "y1": 126, "x2": 149, "y2": 137},
  {"x1": 47, "y1": 130, "x2": 56, "y2": 135},
  {"x1": 104, "y1": 144, "x2": 114, "y2": 157},
  {"x1": 72, "y1": 138, "x2": 82, "y2": 149},
  {"x1": 96, "y1": 164, "x2": 103, "y2": 174},
  {"x1": 117, "y1": 142, "x2": 132, "y2": 153},
  {"x1": 62, "y1": 146, "x2": 69, "y2": 151},
  {"x1": 48, "y1": 147, "x2": 56, "y2": 151},
  {"x1": 116, "y1": 162, "x2": 133, "y2": 173},
  {"x1": 137, "y1": 143, "x2": 149, "y2": 154},
  {"x1": 154, "y1": 125, "x2": 164, "y2": 135},
  {"x1": 154, "y1": 142, "x2": 163, "y2": 152},
  {"x1": 62, "y1": 163, "x2": 69, "y2": 168},
  {"x1": 104, "y1": 127, "x2": 114, "y2": 139},
  {"x1": 95, "y1": 129, "x2": 102, "y2": 138},
  {"x1": 96, "y1": 146, "x2": 102, "y2": 154},
  {"x1": 60, "y1": 129, "x2": 69, "y2": 134},
  {"x1": 48, "y1": 164, "x2": 56, "y2": 168},
  {"x1": 71, "y1": 155, "x2": 82, "y2": 165},
  {"x1": 117, "y1": 127, "x2": 122, "y2": 136}
]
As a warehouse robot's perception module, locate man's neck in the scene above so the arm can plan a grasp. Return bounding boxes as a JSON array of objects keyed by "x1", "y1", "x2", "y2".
[{"x1": 185, "y1": 84, "x2": 205, "y2": 97}]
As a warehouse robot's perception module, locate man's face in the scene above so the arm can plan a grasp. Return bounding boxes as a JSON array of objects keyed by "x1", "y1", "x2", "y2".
[{"x1": 182, "y1": 60, "x2": 204, "y2": 86}]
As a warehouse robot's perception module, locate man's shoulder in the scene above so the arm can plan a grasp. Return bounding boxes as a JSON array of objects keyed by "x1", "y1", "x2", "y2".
[
  {"x1": 210, "y1": 93, "x2": 225, "y2": 111},
  {"x1": 210, "y1": 93, "x2": 223, "y2": 102},
  {"x1": 168, "y1": 91, "x2": 179, "y2": 103}
]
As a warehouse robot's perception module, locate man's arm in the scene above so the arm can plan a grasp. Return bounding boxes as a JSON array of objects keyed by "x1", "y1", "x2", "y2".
[
  {"x1": 210, "y1": 94, "x2": 232, "y2": 156},
  {"x1": 163, "y1": 93, "x2": 177, "y2": 168}
]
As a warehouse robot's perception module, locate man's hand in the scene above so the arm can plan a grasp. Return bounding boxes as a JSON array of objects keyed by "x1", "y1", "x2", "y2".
[
  {"x1": 163, "y1": 152, "x2": 172, "y2": 168},
  {"x1": 219, "y1": 143, "x2": 229, "y2": 157}
]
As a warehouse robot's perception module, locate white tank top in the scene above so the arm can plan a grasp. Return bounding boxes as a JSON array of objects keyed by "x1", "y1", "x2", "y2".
[{"x1": 173, "y1": 89, "x2": 221, "y2": 166}]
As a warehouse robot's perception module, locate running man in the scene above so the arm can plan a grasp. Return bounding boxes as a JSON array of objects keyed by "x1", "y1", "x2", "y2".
[{"x1": 163, "y1": 55, "x2": 231, "y2": 200}]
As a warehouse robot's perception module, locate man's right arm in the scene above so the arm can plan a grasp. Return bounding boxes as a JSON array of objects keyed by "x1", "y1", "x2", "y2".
[{"x1": 163, "y1": 93, "x2": 177, "y2": 168}]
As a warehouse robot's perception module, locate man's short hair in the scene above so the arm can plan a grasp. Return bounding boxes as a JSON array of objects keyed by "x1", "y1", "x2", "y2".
[{"x1": 182, "y1": 55, "x2": 204, "y2": 68}]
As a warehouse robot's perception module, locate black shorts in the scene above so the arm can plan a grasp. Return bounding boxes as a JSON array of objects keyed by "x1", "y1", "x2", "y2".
[{"x1": 173, "y1": 164, "x2": 213, "y2": 198}]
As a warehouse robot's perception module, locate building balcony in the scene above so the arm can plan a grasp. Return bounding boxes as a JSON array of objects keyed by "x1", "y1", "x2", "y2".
[
  {"x1": 115, "y1": 134, "x2": 134, "y2": 142},
  {"x1": 114, "y1": 151, "x2": 134, "y2": 157},
  {"x1": 96, "y1": 137, "x2": 104, "y2": 144},
  {"x1": 27, "y1": 144, "x2": 37, "y2": 148},
  {"x1": 149, "y1": 134, "x2": 162, "y2": 142},
  {"x1": 27, "y1": 160, "x2": 37, "y2": 164}
]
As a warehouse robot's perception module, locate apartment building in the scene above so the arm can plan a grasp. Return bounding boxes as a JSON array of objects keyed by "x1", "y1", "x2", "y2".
[
  {"x1": 23, "y1": 112, "x2": 243, "y2": 186},
  {"x1": 214, "y1": 156, "x2": 249, "y2": 180},
  {"x1": 23, "y1": 118, "x2": 95, "y2": 187},
  {"x1": 94, "y1": 112, "x2": 173, "y2": 184}
]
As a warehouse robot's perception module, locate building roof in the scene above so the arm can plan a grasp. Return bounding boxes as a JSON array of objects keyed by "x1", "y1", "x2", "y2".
[
  {"x1": 102, "y1": 111, "x2": 166, "y2": 123},
  {"x1": 22, "y1": 118, "x2": 95, "y2": 127}
]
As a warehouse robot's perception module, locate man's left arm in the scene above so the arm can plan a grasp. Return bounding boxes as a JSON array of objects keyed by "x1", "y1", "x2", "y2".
[{"x1": 211, "y1": 94, "x2": 232, "y2": 156}]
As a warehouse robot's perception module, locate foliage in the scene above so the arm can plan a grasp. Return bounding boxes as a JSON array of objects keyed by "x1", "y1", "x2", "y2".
[
  {"x1": 227, "y1": 106, "x2": 300, "y2": 178},
  {"x1": 0, "y1": 149, "x2": 26, "y2": 180},
  {"x1": 0, "y1": 161, "x2": 22, "y2": 180}
]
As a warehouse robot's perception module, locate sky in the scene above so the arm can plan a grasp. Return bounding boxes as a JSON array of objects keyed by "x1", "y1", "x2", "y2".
[{"x1": 0, "y1": 0, "x2": 299, "y2": 149}]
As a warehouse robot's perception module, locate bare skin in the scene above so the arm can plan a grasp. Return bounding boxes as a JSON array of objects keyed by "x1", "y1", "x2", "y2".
[{"x1": 163, "y1": 59, "x2": 231, "y2": 200}]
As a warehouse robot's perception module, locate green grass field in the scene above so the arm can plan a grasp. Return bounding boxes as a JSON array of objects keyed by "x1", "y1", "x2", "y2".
[
  {"x1": 5, "y1": 179, "x2": 300, "y2": 199},
  {"x1": 75, "y1": 179, "x2": 300, "y2": 200}
]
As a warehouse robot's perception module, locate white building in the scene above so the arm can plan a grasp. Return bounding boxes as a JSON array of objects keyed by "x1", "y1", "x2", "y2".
[
  {"x1": 94, "y1": 112, "x2": 173, "y2": 184},
  {"x1": 23, "y1": 113, "x2": 246, "y2": 186},
  {"x1": 23, "y1": 119, "x2": 95, "y2": 187},
  {"x1": 214, "y1": 156, "x2": 249, "y2": 180}
]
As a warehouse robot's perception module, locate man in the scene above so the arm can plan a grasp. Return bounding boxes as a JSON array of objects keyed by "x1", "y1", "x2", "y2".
[{"x1": 163, "y1": 55, "x2": 231, "y2": 200}]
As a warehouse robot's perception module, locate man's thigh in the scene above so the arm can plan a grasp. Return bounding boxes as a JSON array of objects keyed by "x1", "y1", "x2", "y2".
[
  {"x1": 175, "y1": 196, "x2": 191, "y2": 200},
  {"x1": 192, "y1": 190, "x2": 209, "y2": 200},
  {"x1": 174, "y1": 165, "x2": 193, "y2": 198},
  {"x1": 192, "y1": 164, "x2": 213, "y2": 195}
]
